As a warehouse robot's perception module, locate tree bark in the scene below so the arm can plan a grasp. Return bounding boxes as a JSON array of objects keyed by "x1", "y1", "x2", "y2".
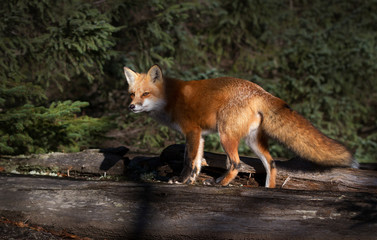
[{"x1": 0, "y1": 175, "x2": 376, "y2": 240}]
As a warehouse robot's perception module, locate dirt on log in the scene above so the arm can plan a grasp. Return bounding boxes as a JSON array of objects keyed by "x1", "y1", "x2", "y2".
[{"x1": 1, "y1": 175, "x2": 377, "y2": 240}]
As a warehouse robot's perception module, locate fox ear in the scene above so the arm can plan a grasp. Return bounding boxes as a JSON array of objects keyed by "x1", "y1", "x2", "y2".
[
  {"x1": 124, "y1": 67, "x2": 138, "y2": 86},
  {"x1": 147, "y1": 65, "x2": 163, "y2": 83}
]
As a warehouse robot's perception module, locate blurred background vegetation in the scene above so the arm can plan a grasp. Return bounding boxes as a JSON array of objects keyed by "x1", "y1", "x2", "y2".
[{"x1": 1, "y1": 0, "x2": 376, "y2": 163}]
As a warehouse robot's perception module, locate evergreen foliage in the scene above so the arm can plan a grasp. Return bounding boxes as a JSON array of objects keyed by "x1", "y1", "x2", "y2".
[
  {"x1": 0, "y1": 0, "x2": 117, "y2": 87},
  {"x1": 0, "y1": 0, "x2": 116, "y2": 155},
  {"x1": 0, "y1": 95, "x2": 110, "y2": 154},
  {"x1": 110, "y1": 0, "x2": 377, "y2": 162},
  {"x1": 1, "y1": 0, "x2": 376, "y2": 162}
]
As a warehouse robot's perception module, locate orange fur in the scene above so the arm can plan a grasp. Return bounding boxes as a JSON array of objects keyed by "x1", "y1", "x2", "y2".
[{"x1": 124, "y1": 65, "x2": 356, "y2": 188}]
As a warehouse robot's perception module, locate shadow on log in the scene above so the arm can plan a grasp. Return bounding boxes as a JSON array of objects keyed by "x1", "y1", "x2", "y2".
[
  {"x1": 1, "y1": 144, "x2": 376, "y2": 192},
  {"x1": 99, "y1": 146, "x2": 130, "y2": 172},
  {"x1": 160, "y1": 144, "x2": 377, "y2": 193}
]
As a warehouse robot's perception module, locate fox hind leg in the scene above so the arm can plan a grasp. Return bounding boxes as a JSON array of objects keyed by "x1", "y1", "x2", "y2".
[
  {"x1": 216, "y1": 135, "x2": 241, "y2": 186},
  {"x1": 246, "y1": 128, "x2": 276, "y2": 188}
]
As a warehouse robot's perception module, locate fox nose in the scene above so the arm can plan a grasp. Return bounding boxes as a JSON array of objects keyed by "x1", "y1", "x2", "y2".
[{"x1": 129, "y1": 104, "x2": 135, "y2": 110}]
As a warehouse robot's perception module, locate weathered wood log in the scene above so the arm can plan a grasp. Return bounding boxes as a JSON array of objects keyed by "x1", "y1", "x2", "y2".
[
  {"x1": 0, "y1": 175, "x2": 376, "y2": 240},
  {"x1": 0, "y1": 147, "x2": 129, "y2": 176},
  {"x1": 160, "y1": 144, "x2": 377, "y2": 193},
  {"x1": 0, "y1": 147, "x2": 159, "y2": 177},
  {"x1": 1, "y1": 144, "x2": 376, "y2": 193}
]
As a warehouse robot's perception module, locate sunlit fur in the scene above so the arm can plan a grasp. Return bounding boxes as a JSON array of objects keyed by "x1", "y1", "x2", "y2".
[{"x1": 124, "y1": 65, "x2": 356, "y2": 188}]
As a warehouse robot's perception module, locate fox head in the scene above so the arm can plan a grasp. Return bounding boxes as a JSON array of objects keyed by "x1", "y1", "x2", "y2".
[{"x1": 124, "y1": 65, "x2": 165, "y2": 113}]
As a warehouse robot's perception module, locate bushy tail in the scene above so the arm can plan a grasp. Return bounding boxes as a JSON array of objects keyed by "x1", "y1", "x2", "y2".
[{"x1": 260, "y1": 98, "x2": 357, "y2": 168}]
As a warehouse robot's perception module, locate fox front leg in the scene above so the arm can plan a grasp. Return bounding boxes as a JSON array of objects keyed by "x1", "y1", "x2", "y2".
[{"x1": 170, "y1": 130, "x2": 204, "y2": 184}]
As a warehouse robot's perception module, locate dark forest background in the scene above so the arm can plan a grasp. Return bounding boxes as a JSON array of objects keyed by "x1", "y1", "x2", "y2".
[{"x1": 1, "y1": 0, "x2": 376, "y2": 163}]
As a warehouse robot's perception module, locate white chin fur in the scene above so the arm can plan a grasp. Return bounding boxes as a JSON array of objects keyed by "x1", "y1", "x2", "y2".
[
  {"x1": 144, "y1": 98, "x2": 166, "y2": 112},
  {"x1": 131, "y1": 109, "x2": 143, "y2": 113},
  {"x1": 132, "y1": 98, "x2": 166, "y2": 113}
]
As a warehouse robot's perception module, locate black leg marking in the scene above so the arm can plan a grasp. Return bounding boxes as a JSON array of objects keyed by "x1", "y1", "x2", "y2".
[
  {"x1": 231, "y1": 162, "x2": 242, "y2": 170},
  {"x1": 271, "y1": 160, "x2": 276, "y2": 169},
  {"x1": 190, "y1": 166, "x2": 198, "y2": 178}
]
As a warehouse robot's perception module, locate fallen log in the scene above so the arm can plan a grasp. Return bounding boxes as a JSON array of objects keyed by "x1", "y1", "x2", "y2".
[
  {"x1": 1, "y1": 144, "x2": 376, "y2": 193},
  {"x1": 0, "y1": 175, "x2": 376, "y2": 240},
  {"x1": 0, "y1": 147, "x2": 159, "y2": 177},
  {"x1": 0, "y1": 147, "x2": 130, "y2": 176},
  {"x1": 160, "y1": 144, "x2": 377, "y2": 193}
]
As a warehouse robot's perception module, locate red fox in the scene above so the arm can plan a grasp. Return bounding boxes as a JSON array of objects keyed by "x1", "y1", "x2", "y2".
[{"x1": 124, "y1": 65, "x2": 357, "y2": 188}]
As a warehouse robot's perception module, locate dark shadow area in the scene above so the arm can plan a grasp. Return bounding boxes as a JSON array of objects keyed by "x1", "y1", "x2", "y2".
[
  {"x1": 128, "y1": 156, "x2": 162, "y2": 172},
  {"x1": 275, "y1": 156, "x2": 334, "y2": 173},
  {"x1": 127, "y1": 156, "x2": 167, "y2": 182},
  {"x1": 99, "y1": 146, "x2": 130, "y2": 172},
  {"x1": 160, "y1": 144, "x2": 339, "y2": 187},
  {"x1": 359, "y1": 163, "x2": 377, "y2": 171},
  {"x1": 126, "y1": 183, "x2": 154, "y2": 240},
  {"x1": 336, "y1": 193, "x2": 377, "y2": 228},
  {"x1": 161, "y1": 144, "x2": 339, "y2": 174},
  {"x1": 159, "y1": 144, "x2": 186, "y2": 173}
]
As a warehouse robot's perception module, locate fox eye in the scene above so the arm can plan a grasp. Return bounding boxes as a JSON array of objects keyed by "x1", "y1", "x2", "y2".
[
  {"x1": 142, "y1": 92, "x2": 150, "y2": 97},
  {"x1": 129, "y1": 92, "x2": 135, "y2": 98}
]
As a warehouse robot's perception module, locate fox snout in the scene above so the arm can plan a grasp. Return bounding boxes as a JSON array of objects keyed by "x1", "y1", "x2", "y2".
[
  {"x1": 128, "y1": 100, "x2": 149, "y2": 113},
  {"x1": 129, "y1": 103, "x2": 141, "y2": 113},
  {"x1": 128, "y1": 97, "x2": 165, "y2": 113}
]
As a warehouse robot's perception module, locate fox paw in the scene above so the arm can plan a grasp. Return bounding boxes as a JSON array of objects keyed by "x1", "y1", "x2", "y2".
[
  {"x1": 203, "y1": 178, "x2": 216, "y2": 186},
  {"x1": 207, "y1": 176, "x2": 231, "y2": 186},
  {"x1": 168, "y1": 173, "x2": 197, "y2": 185},
  {"x1": 203, "y1": 177, "x2": 230, "y2": 186},
  {"x1": 168, "y1": 176, "x2": 184, "y2": 184}
]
